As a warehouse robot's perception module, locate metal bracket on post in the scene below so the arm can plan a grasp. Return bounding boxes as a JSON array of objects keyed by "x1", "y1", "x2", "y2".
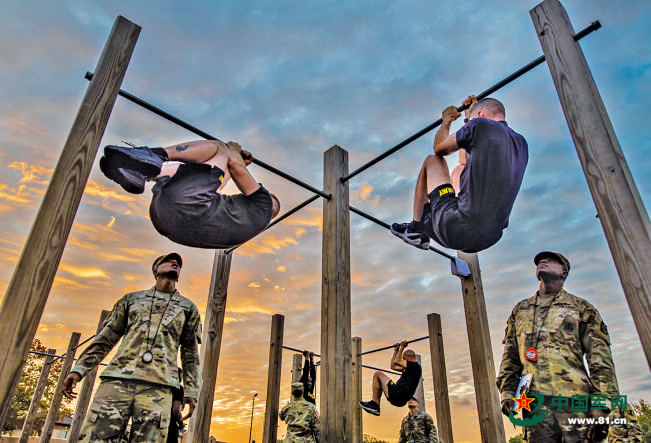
[{"x1": 451, "y1": 257, "x2": 471, "y2": 277}]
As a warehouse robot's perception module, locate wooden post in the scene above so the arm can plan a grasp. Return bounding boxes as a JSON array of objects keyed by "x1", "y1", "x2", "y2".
[
  {"x1": 428, "y1": 313, "x2": 454, "y2": 443},
  {"x1": 291, "y1": 354, "x2": 303, "y2": 401},
  {"x1": 0, "y1": 16, "x2": 141, "y2": 424},
  {"x1": 321, "y1": 145, "x2": 352, "y2": 442},
  {"x1": 458, "y1": 252, "x2": 505, "y2": 442},
  {"x1": 40, "y1": 332, "x2": 81, "y2": 443},
  {"x1": 352, "y1": 337, "x2": 363, "y2": 443},
  {"x1": 67, "y1": 310, "x2": 110, "y2": 443},
  {"x1": 18, "y1": 348, "x2": 57, "y2": 443},
  {"x1": 262, "y1": 314, "x2": 284, "y2": 443},
  {"x1": 414, "y1": 354, "x2": 426, "y2": 413},
  {"x1": 187, "y1": 250, "x2": 233, "y2": 443},
  {"x1": 531, "y1": 0, "x2": 651, "y2": 368}
]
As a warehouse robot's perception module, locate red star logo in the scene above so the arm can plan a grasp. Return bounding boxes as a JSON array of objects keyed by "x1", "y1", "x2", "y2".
[{"x1": 513, "y1": 391, "x2": 535, "y2": 413}]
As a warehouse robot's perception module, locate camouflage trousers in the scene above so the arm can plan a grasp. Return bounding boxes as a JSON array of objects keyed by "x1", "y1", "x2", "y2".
[
  {"x1": 79, "y1": 377, "x2": 172, "y2": 443},
  {"x1": 524, "y1": 407, "x2": 593, "y2": 443}
]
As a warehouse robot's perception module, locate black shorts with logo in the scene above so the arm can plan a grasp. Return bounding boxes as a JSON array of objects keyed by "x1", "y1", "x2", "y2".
[{"x1": 422, "y1": 183, "x2": 501, "y2": 253}]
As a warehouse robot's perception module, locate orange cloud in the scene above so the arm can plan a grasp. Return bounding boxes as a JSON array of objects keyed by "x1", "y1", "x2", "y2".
[
  {"x1": 8, "y1": 161, "x2": 53, "y2": 185},
  {"x1": 58, "y1": 263, "x2": 110, "y2": 279},
  {"x1": 3, "y1": 118, "x2": 50, "y2": 137}
]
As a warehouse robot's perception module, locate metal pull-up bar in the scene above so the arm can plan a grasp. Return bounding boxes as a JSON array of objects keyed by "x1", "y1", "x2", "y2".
[
  {"x1": 340, "y1": 21, "x2": 601, "y2": 183},
  {"x1": 85, "y1": 72, "x2": 331, "y2": 200},
  {"x1": 282, "y1": 345, "x2": 321, "y2": 358},
  {"x1": 349, "y1": 205, "x2": 471, "y2": 277},
  {"x1": 358, "y1": 335, "x2": 429, "y2": 357}
]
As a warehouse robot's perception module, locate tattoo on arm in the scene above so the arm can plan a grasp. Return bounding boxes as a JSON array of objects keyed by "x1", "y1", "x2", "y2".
[{"x1": 175, "y1": 144, "x2": 189, "y2": 152}]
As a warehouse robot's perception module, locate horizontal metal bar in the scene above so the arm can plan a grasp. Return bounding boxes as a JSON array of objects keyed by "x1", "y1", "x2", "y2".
[
  {"x1": 85, "y1": 72, "x2": 331, "y2": 200},
  {"x1": 282, "y1": 345, "x2": 321, "y2": 358},
  {"x1": 73, "y1": 334, "x2": 96, "y2": 350},
  {"x1": 358, "y1": 335, "x2": 430, "y2": 357},
  {"x1": 349, "y1": 205, "x2": 455, "y2": 260},
  {"x1": 29, "y1": 350, "x2": 108, "y2": 366},
  {"x1": 341, "y1": 21, "x2": 601, "y2": 183},
  {"x1": 225, "y1": 194, "x2": 321, "y2": 254},
  {"x1": 361, "y1": 364, "x2": 402, "y2": 376}
]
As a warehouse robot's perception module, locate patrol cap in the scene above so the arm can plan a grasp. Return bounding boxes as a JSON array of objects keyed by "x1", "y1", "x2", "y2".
[
  {"x1": 152, "y1": 253, "x2": 183, "y2": 274},
  {"x1": 291, "y1": 382, "x2": 304, "y2": 390},
  {"x1": 534, "y1": 251, "x2": 570, "y2": 273}
]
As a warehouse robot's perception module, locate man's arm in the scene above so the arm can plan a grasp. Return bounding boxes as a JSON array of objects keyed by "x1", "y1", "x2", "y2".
[
  {"x1": 180, "y1": 305, "x2": 203, "y2": 403},
  {"x1": 390, "y1": 341, "x2": 408, "y2": 371},
  {"x1": 397, "y1": 417, "x2": 407, "y2": 443},
  {"x1": 425, "y1": 413, "x2": 439, "y2": 443},
  {"x1": 63, "y1": 297, "x2": 128, "y2": 399},
  {"x1": 581, "y1": 305, "x2": 619, "y2": 396},
  {"x1": 225, "y1": 141, "x2": 261, "y2": 196},
  {"x1": 496, "y1": 312, "x2": 523, "y2": 414},
  {"x1": 433, "y1": 106, "x2": 462, "y2": 156}
]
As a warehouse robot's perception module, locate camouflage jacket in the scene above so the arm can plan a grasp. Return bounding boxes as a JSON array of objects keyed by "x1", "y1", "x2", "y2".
[
  {"x1": 398, "y1": 410, "x2": 439, "y2": 443},
  {"x1": 71, "y1": 287, "x2": 202, "y2": 399},
  {"x1": 279, "y1": 398, "x2": 320, "y2": 443},
  {"x1": 608, "y1": 406, "x2": 643, "y2": 442},
  {"x1": 497, "y1": 289, "x2": 618, "y2": 400}
]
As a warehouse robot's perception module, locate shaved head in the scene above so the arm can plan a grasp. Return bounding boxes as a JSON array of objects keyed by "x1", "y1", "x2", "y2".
[{"x1": 472, "y1": 97, "x2": 505, "y2": 120}]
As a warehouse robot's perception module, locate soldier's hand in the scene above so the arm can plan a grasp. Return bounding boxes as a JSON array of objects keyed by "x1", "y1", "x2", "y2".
[
  {"x1": 501, "y1": 399, "x2": 515, "y2": 416},
  {"x1": 241, "y1": 149, "x2": 253, "y2": 165},
  {"x1": 62, "y1": 372, "x2": 81, "y2": 400},
  {"x1": 586, "y1": 409, "x2": 609, "y2": 442},
  {"x1": 400, "y1": 340, "x2": 408, "y2": 348},
  {"x1": 182, "y1": 397, "x2": 197, "y2": 420},
  {"x1": 462, "y1": 95, "x2": 478, "y2": 120},
  {"x1": 441, "y1": 105, "x2": 462, "y2": 126}
]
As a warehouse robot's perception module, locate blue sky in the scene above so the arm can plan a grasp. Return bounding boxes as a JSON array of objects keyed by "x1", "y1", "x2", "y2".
[{"x1": 0, "y1": 1, "x2": 649, "y2": 441}]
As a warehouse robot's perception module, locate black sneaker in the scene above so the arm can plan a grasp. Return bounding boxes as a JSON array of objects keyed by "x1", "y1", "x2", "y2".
[
  {"x1": 103, "y1": 145, "x2": 163, "y2": 178},
  {"x1": 391, "y1": 222, "x2": 430, "y2": 250},
  {"x1": 359, "y1": 400, "x2": 380, "y2": 416},
  {"x1": 100, "y1": 156, "x2": 146, "y2": 194}
]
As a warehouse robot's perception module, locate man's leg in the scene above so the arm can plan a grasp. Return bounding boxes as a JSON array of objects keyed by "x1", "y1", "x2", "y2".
[
  {"x1": 78, "y1": 379, "x2": 134, "y2": 443},
  {"x1": 371, "y1": 371, "x2": 392, "y2": 404},
  {"x1": 412, "y1": 154, "x2": 451, "y2": 222},
  {"x1": 128, "y1": 383, "x2": 172, "y2": 442},
  {"x1": 391, "y1": 154, "x2": 451, "y2": 249}
]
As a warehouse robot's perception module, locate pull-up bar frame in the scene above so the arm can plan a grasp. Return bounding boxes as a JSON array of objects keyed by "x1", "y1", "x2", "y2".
[
  {"x1": 85, "y1": 72, "x2": 331, "y2": 201},
  {"x1": 358, "y1": 335, "x2": 429, "y2": 357},
  {"x1": 340, "y1": 21, "x2": 601, "y2": 183}
]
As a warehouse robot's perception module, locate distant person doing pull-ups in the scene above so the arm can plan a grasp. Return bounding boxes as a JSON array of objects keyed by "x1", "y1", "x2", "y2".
[
  {"x1": 359, "y1": 341, "x2": 422, "y2": 416},
  {"x1": 100, "y1": 140, "x2": 280, "y2": 249},
  {"x1": 391, "y1": 96, "x2": 528, "y2": 253}
]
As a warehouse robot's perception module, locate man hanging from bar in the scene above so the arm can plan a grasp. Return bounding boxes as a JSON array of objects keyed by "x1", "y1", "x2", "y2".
[
  {"x1": 391, "y1": 95, "x2": 528, "y2": 253},
  {"x1": 359, "y1": 341, "x2": 422, "y2": 416},
  {"x1": 301, "y1": 350, "x2": 317, "y2": 405},
  {"x1": 99, "y1": 140, "x2": 280, "y2": 248}
]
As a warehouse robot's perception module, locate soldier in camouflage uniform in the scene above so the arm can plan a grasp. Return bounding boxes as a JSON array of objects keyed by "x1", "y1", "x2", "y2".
[
  {"x1": 279, "y1": 382, "x2": 320, "y2": 443},
  {"x1": 398, "y1": 397, "x2": 439, "y2": 443},
  {"x1": 62, "y1": 253, "x2": 202, "y2": 442},
  {"x1": 497, "y1": 251, "x2": 620, "y2": 443},
  {"x1": 608, "y1": 405, "x2": 643, "y2": 442}
]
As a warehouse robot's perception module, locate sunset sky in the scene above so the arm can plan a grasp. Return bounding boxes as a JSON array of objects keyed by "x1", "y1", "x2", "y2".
[{"x1": 0, "y1": 1, "x2": 649, "y2": 442}]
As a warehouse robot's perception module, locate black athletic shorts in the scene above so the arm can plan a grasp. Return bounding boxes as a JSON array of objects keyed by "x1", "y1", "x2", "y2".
[
  {"x1": 386, "y1": 381, "x2": 412, "y2": 407},
  {"x1": 421, "y1": 183, "x2": 500, "y2": 253}
]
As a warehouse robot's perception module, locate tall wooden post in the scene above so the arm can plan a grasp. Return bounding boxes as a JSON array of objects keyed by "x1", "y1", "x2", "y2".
[
  {"x1": 0, "y1": 16, "x2": 141, "y2": 424},
  {"x1": 531, "y1": 0, "x2": 651, "y2": 368},
  {"x1": 262, "y1": 314, "x2": 284, "y2": 443},
  {"x1": 428, "y1": 313, "x2": 454, "y2": 443},
  {"x1": 67, "y1": 310, "x2": 110, "y2": 443},
  {"x1": 188, "y1": 250, "x2": 233, "y2": 443},
  {"x1": 321, "y1": 145, "x2": 352, "y2": 442},
  {"x1": 40, "y1": 332, "x2": 81, "y2": 443},
  {"x1": 352, "y1": 337, "x2": 363, "y2": 443},
  {"x1": 18, "y1": 349, "x2": 57, "y2": 443},
  {"x1": 458, "y1": 252, "x2": 505, "y2": 443},
  {"x1": 414, "y1": 354, "x2": 426, "y2": 413},
  {"x1": 291, "y1": 354, "x2": 303, "y2": 401}
]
